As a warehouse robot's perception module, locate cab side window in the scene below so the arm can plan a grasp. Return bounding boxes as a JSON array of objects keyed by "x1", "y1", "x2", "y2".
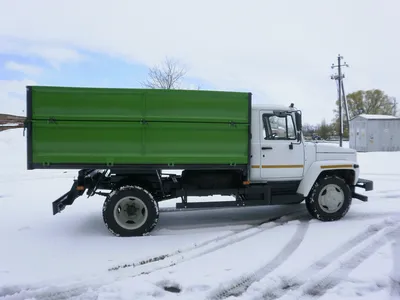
[{"x1": 263, "y1": 113, "x2": 296, "y2": 140}]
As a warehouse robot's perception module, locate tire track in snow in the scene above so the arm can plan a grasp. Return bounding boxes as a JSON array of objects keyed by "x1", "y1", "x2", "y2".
[
  {"x1": 390, "y1": 281, "x2": 400, "y2": 300},
  {"x1": 361, "y1": 173, "x2": 400, "y2": 177},
  {"x1": 109, "y1": 210, "x2": 308, "y2": 280},
  {"x1": 245, "y1": 217, "x2": 400, "y2": 300},
  {"x1": 283, "y1": 224, "x2": 400, "y2": 300},
  {"x1": 389, "y1": 235, "x2": 400, "y2": 300},
  {"x1": 206, "y1": 220, "x2": 310, "y2": 300},
  {"x1": 0, "y1": 210, "x2": 308, "y2": 300},
  {"x1": 376, "y1": 189, "x2": 400, "y2": 194},
  {"x1": 108, "y1": 209, "x2": 306, "y2": 272},
  {"x1": 0, "y1": 286, "x2": 93, "y2": 300},
  {"x1": 372, "y1": 189, "x2": 400, "y2": 199}
]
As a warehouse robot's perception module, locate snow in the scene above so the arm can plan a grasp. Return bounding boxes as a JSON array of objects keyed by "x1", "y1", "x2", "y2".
[
  {"x1": 357, "y1": 114, "x2": 399, "y2": 120},
  {"x1": 1, "y1": 129, "x2": 400, "y2": 300}
]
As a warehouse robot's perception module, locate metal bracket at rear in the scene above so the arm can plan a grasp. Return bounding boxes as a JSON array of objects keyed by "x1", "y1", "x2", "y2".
[
  {"x1": 52, "y1": 169, "x2": 104, "y2": 215},
  {"x1": 86, "y1": 169, "x2": 108, "y2": 197},
  {"x1": 52, "y1": 180, "x2": 84, "y2": 215}
]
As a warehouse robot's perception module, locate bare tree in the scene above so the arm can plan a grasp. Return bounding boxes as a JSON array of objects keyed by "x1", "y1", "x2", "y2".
[{"x1": 141, "y1": 57, "x2": 187, "y2": 89}]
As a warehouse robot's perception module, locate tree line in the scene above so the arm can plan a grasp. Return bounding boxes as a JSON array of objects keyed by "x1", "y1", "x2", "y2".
[{"x1": 304, "y1": 89, "x2": 398, "y2": 140}]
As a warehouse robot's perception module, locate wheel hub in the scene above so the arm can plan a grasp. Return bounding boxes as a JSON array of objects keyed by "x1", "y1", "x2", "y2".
[
  {"x1": 113, "y1": 196, "x2": 148, "y2": 230},
  {"x1": 125, "y1": 204, "x2": 138, "y2": 216},
  {"x1": 318, "y1": 184, "x2": 345, "y2": 213}
]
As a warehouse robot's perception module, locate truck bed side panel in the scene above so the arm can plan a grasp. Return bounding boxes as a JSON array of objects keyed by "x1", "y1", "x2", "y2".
[
  {"x1": 27, "y1": 86, "x2": 251, "y2": 169},
  {"x1": 31, "y1": 120, "x2": 248, "y2": 166},
  {"x1": 30, "y1": 86, "x2": 249, "y2": 123}
]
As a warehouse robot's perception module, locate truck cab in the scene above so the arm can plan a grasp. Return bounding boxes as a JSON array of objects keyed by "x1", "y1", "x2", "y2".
[
  {"x1": 250, "y1": 104, "x2": 360, "y2": 185},
  {"x1": 246, "y1": 104, "x2": 371, "y2": 223}
]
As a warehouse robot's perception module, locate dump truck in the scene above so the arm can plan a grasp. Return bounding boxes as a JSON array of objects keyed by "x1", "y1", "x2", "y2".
[{"x1": 25, "y1": 86, "x2": 373, "y2": 237}]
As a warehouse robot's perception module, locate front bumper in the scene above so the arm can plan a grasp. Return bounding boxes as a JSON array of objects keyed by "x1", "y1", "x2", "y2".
[
  {"x1": 356, "y1": 178, "x2": 373, "y2": 191},
  {"x1": 352, "y1": 178, "x2": 374, "y2": 202}
]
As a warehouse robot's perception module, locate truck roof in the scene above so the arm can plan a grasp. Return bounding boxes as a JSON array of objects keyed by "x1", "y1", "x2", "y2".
[{"x1": 252, "y1": 104, "x2": 297, "y2": 112}]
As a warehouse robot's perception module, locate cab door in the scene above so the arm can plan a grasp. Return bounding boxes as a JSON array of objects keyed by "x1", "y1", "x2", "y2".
[{"x1": 259, "y1": 110, "x2": 305, "y2": 180}]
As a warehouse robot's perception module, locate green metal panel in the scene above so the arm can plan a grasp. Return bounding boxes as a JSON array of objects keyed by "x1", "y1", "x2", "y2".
[
  {"x1": 30, "y1": 86, "x2": 249, "y2": 123},
  {"x1": 31, "y1": 121, "x2": 248, "y2": 165},
  {"x1": 32, "y1": 121, "x2": 144, "y2": 165},
  {"x1": 28, "y1": 86, "x2": 251, "y2": 168},
  {"x1": 143, "y1": 89, "x2": 249, "y2": 123}
]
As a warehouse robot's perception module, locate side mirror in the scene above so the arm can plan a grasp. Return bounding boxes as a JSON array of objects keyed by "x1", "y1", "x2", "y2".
[{"x1": 295, "y1": 112, "x2": 302, "y2": 131}]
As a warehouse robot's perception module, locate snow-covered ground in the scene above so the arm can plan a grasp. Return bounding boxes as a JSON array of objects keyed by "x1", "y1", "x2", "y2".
[{"x1": 1, "y1": 129, "x2": 400, "y2": 300}]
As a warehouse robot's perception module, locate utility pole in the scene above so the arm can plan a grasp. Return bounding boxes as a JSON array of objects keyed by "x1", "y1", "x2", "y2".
[
  {"x1": 331, "y1": 54, "x2": 349, "y2": 147},
  {"x1": 341, "y1": 82, "x2": 350, "y2": 133}
]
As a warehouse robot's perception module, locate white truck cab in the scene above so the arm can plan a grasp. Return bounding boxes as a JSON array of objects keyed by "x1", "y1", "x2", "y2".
[{"x1": 249, "y1": 104, "x2": 371, "y2": 222}]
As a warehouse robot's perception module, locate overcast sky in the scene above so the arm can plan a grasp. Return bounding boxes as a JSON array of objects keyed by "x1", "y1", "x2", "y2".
[{"x1": 0, "y1": 0, "x2": 399, "y2": 124}]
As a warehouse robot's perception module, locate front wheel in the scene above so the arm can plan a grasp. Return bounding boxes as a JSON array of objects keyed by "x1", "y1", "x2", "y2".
[
  {"x1": 305, "y1": 175, "x2": 352, "y2": 221},
  {"x1": 102, "y1": 185, "x2": 159, "y2": 237}
]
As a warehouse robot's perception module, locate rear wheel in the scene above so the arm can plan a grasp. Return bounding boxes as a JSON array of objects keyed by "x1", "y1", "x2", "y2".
[
  {"x1": 305, "y1": 175, "x2": 352, "y2": 221},
  {"x1": 102, "y1": 185, "x2": 159, "y2": 237}
]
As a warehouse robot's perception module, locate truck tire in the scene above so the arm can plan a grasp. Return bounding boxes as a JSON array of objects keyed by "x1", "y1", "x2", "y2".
[
  {"x1": 102, "y1": 185, "x2": 159, "y2": 237},
  {"x1": 305, "y1": 175, "x2": 352, "y2": 221}
]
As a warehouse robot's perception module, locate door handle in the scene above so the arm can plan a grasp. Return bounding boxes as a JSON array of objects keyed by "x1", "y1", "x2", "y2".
[{"x1": 262, "y1": 146, "x2": 273, "y2": 150}]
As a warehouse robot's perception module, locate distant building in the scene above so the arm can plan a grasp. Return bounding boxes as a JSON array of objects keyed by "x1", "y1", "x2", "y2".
[{"x1": 349, "y1": 114, "x2": 400, "y2": 152}]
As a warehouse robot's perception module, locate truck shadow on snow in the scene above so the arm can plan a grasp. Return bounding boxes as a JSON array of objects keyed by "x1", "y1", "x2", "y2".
[
  {"x1": 74, "y1": 204, "x2": 306, "y2": 237},
  {"x1": 72, "y1": 202, "x2": 395, "y2": 237},
  {"x1": 153, "y1": 204, "x2": 306, "y2": 234}
]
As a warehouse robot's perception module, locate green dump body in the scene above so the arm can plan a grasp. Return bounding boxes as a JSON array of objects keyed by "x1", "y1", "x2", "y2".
[{"x1": 26, "y1": 86, "x2": 251, "y2": 170}]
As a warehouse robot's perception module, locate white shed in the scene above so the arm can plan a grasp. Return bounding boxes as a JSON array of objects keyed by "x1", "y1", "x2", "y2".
[{"x1": 349, "y1": 114, "x2": 400, "y2": 152}]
